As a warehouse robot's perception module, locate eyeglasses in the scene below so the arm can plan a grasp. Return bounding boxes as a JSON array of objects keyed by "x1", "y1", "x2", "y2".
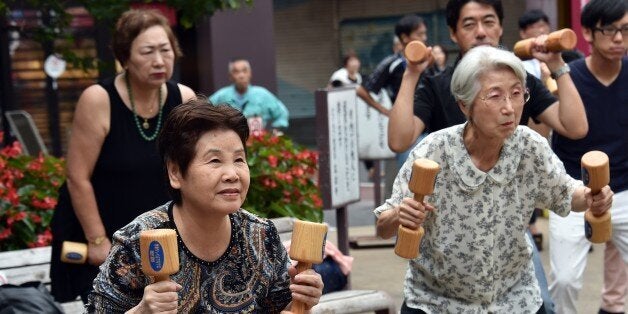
[
  {"x1": 593, "y1": 25, "x2": 628, "y2": 38},
  {"x1": 478, "y1": 89, "x2": 530, "y2": 107}
]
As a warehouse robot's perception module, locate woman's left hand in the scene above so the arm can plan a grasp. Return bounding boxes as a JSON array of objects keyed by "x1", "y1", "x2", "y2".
[
  {"x1": 288, "y1": 265, "x2": 324, "y2": 311},
  {"x1": 585, "y1": 185, "x2": 614, "y2": 215}
]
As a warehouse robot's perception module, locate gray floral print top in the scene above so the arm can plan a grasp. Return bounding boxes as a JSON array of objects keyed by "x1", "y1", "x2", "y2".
[{"x1": 375, "y1": 123, "x2": 581, "y2": 313}]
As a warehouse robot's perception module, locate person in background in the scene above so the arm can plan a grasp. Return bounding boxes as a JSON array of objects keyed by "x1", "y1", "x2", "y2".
[
  {"x1": 424, "y1": 44, "x2": 448, "y2": 76},
  {"x1": 49, "y1": 8, "x2": 195, "y2": 303},
  {"x1": 518, "y1": 9, "x2": 552, "y2": 251},
  {"x1": 374, "y1": 46, "x2": 613, "y2": 313},
  {"x1": 328, "y1": 52, "x2": 378, "y2": 179},
  {"x1": 548, "y1": 1, "x2": 628, "y2": 313},
  {"x1": 329, "y1": 52, "x2": 363, "y2": 88},
  {"x1": 87, "y1": 98, "x2": 324, "y2": 312},
  {"x1": 210, "y1": 58, "x2": 289, "y2": 134}
]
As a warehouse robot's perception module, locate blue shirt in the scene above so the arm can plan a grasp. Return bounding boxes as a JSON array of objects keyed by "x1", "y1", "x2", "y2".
[{"x1": 210, "y1": 85, "x2": 289, "y2": 128}]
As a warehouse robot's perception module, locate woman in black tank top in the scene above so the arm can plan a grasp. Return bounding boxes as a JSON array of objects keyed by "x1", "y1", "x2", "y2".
[{"x1": 49, "y1": 9, "x2": 194, "y2": 303}]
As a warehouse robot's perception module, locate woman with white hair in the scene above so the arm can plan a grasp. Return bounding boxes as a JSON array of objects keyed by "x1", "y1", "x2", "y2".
[{"x1": 374, "y1": 46, "x2": 614, "y2": 313}]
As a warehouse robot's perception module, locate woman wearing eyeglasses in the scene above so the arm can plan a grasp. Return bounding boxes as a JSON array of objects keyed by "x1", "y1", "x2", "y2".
[{"x1": 374, "y1": 46, "x2": 614, "y2": 314}]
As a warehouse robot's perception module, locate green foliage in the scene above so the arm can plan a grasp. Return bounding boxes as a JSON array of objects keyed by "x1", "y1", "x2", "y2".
[
  {"x1": 244, "y1": 131, "x2": 323, "y2": 223},
  {"x1": 0, "y1": 132, "x2": 66, "y2": 251},
  {"x1": 0, "y1": 0, "x2": 253, "y2": 71}
]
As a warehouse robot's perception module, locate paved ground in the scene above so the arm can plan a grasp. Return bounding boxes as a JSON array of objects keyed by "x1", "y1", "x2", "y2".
[{"x1": 321, "y1": 163, "x2": 625, "y2": 313}]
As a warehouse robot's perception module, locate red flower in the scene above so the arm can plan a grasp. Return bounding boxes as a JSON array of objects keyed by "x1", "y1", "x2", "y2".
[
  {"x1": 267, "y1": 155, "x2": 278, "y2": 168},
  {"x1": 0, "y1": 228, "x2": 11, "y2": 240},
  {"x1": 1, "y1": 141, "x2": 22, "y2": 158},
  {"x1": 31, "y1": 196, "x2": 57, "y2": 210}
]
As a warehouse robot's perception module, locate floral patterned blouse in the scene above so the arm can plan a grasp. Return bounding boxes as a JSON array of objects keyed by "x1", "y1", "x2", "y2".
[
  {"x1": 87, "y1": 202, "x2": 292, "y2": 313},
  {"x1": 375, "y1": 123, "x2": 581, "y2": 313}
]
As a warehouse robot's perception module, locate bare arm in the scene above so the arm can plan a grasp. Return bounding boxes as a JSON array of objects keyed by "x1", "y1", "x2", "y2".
[
  {"x1": 66, "y1": 85, "x2": 111, "y2": 263},
  {"x1": 376, "y1": 198, "x2": 434, "y2": 239},
  {"x1": 571, "y1": 185, "x2": 614, "y2": 213},
  {"x1": 177, "y1": 83, "x2": 196, "y2": 102},
  {"x1": 388, "y1": 70, "x2": 429, "y2": 152},
  {"x1": 356, "y1": 85, "x2": 390, "y2": 116},
  {"x1": 532, "y1": 36, "x2": 588, "y2": 139}
]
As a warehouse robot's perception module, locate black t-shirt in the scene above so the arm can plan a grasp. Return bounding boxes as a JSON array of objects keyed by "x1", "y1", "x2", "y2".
[{"x1": 413, "y1": 56, "x2": 557, "y2": 133}]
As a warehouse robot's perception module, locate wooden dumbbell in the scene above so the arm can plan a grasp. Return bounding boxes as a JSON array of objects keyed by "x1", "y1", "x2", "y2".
[
  {"x1": 140, "y1": 229, "x2": 179, "y2": 282},
  {"x1": 581, "y1": 151, "x2": 612, "y2": 243},
  {"x1": 394, "y1": 159, "x2": 440, "y2": 259},
  {"x1": 61, "y1": 241, "x2": 88, "y2": 264},
  {"x1": 514, "y1": 28, "x2": 577, "y2": 60},
  {"x1": 404, "y1": 40, "x2": 428, "y2": 64},
  {"x1": 289, "y1": 220, "x2": 328, "y2": 314}
]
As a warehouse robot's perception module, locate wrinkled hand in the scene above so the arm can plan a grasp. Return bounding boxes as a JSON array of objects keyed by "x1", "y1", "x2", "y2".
[
  {"x1": 530, "y1": 34, "x2": 564, "y2": 71},
  {"x1": 585, "y1": 185, "x2": 614, "y2": 216},
  {"x1": 288, "y1": 266, "x2": 323, "y2": 311},
  {"x1": 396, "y1": 197, "x2": 435, "y2": 230},
  {"x1": 87, "y1": 238, "x2": 112, "y2": 266},
  {"x1": 404, "y1": 47, "x2": 433, "y2": 76},
  {"x1": 129, "y1": 281, "x2": 181, "y2": 314}
]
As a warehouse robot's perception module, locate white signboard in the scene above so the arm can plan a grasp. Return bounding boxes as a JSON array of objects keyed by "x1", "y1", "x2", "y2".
[
  {"x1": 315, "y1": 88, "x2": 361, "y2": 208},
  {"x1": 356, "y1": 89, "x2": 395, "y2": 159}
]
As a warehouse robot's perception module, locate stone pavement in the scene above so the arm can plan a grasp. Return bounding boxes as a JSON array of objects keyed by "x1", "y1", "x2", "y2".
[{"x1": 322, "y1": 179, "x2": 624, "y2": 313}]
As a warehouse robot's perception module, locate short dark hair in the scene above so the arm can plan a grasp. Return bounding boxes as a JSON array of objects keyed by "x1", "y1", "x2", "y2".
[
  {"x1": 581, "y1": 0, "x2": 628, "y2": 29},
  {"x1": 446, "y1": 0, "x2": 504, "y2": 32},
  {"x1": 157, "y1": 96, "x2": 249, "y2": 204},
  {"x1": 395, "y1": 14, "x2": 425, "y2": 39},
  {"x1": 518, "y1": 9, "x2": 549, "y2": 30},
  {"x1": 112, "y1": 9, "x2": 182, "y2": 66}
]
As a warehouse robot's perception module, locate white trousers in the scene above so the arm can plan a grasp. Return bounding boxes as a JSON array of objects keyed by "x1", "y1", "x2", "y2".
[{"x1": 549, "y1": 190, "x2": 628, "y2": 314}]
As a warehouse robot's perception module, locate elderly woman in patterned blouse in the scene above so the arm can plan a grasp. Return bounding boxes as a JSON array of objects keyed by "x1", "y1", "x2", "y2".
[
  {"x1": 374, "y1": 46, "x2": 614, "y2": 314},
  {"x1": 87, "y1": 98, "x2": 323, "y2": 313}
]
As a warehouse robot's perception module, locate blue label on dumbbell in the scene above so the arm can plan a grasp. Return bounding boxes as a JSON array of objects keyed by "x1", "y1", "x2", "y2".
[
  {"x1": 584, "y1": 219, "x2": 593, "y2": 240},
  {"x1": 148, "y1": 241, "x2": 164, "y2": 271},
  {"x1": 581, "y1": 167, "x2": 590, "y2": 186},
  {"x1": 65, "y1": 252, "x2": 83, "y2": 261}
]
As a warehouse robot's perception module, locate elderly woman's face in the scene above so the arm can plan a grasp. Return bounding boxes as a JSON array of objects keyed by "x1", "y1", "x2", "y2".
[
  {"x1": 126, "y1": 25, "x2": 175, "y2": 87},
  {"x1": 169, "y1": 129, "x2": 250, "y2": 215},
  {"x1": 466, "y1": 68, "x2": 525, "y2": 140}
]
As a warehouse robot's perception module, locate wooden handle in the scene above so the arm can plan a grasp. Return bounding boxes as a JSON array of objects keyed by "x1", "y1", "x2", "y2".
[
  {"x1": 291, "y1": 262, "x2": 313, "y2": 314},
  {"x1": 581, "y1": 150, "x2": 612, "y2": 243},
  {"x1": 395, "y1": 159, "x2": 440, "y2": 259},
  {"x1": 404, "y1": 41, "x2": 427, "y2": 64},
  {"x1": 289, "y1": 221, "x2": 326, "y2": 313},
  {"x1": 140, "y1": 229, "x2": 179, "y2": 282},
  {"x1": 513, "y1": 28, "x2": 577, "y2": 60},
  {"x1": 61, "y1": 241, "x2": 88, "y2": 264}
]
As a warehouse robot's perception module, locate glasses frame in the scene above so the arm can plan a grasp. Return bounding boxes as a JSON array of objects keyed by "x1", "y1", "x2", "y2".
[
  {"x1": 478, "y1": 88, "x2": 531, "y2": 107},
  {"x1": 593, "y1": 25, "x2": 628, "y2": 37}
]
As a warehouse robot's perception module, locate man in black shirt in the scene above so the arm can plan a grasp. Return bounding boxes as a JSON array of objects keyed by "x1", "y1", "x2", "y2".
[
  {"x1": 387, "y1": 0, "x2": 588, "y2": 153},
  {"x1": 356, "y1": 14, "x2": 429, "y2": 116}
]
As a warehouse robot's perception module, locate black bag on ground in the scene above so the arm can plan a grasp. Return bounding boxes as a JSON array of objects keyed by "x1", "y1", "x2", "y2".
[{"x1": 0, "y1": 281, "x2": 64, "y2": 314}]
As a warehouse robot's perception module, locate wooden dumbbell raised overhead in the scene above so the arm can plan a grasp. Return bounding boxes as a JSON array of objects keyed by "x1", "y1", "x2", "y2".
[
  {"x1": 289, "y1": 220, "x2": 328, "y2": 314},
  {"x1": 140, "y1": 229, "x2": 179, "y2": 282},
  {"x1": 513, "y1": 28, "x2": 577, "y2": 60},
  {"x1": 394, "y1": 159, "x2": 440, "y2": 259},
  {"x1": 581, "y1": 151, "x2": 612, "y2": 243},
  {"x1": 404, "y1": 40, "x2": 428, "y2": 64}
]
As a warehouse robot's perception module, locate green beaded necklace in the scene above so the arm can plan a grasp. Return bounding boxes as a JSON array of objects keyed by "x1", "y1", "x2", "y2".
[{"x1": 125, "y1": 73, "x2": 163, "y2": 141}]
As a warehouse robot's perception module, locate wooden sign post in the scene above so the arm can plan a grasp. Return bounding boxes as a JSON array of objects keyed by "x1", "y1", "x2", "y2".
[{"x1": 315, "y1": 87, "x2": 361, "y2": 257}]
